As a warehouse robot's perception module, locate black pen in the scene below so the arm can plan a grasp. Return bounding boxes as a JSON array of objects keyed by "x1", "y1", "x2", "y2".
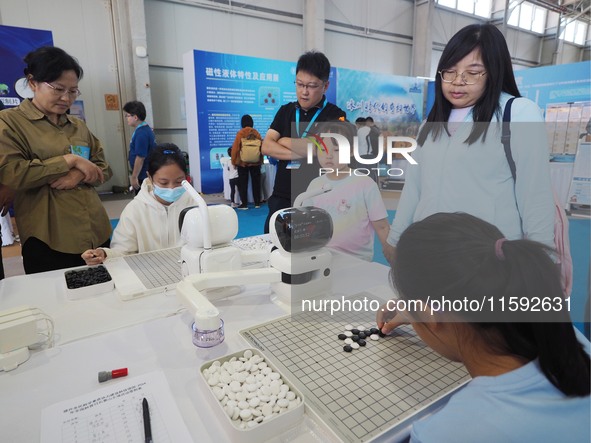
[{"x1": 142, "y1": 397, "x2": 153, "y2": 443}]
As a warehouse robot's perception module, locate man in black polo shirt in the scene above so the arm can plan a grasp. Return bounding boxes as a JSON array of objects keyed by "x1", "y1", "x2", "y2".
[{"x1": 262, "y1": 51, "x2": 346, "y2": 233}]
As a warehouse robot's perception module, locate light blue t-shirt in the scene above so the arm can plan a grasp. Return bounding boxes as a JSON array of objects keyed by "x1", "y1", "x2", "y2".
[{"x1": 411, "y1": 330, "x2": 591, "y2": 443}]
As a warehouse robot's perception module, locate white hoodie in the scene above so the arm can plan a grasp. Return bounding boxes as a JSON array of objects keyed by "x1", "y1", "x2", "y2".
[{"x1": 101, "y1": 179, "x2": 195, "y2": 259}]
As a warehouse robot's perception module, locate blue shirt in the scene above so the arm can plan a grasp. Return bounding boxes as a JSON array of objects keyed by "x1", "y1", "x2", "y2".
[
  {"x1": 411, "y1": 330, "x2": 591, "y2": 443},
  {"x1": 128, "y1": 123, "x2": 156, "y2": 182}
]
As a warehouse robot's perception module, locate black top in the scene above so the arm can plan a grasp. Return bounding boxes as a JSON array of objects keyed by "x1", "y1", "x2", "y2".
[{"x1": 269, "y1": 97, "x2": 346, "y2": 201}]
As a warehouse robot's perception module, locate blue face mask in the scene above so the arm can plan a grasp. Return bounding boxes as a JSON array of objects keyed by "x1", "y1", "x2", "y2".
[{"x1": 153, "y1": 184, "x2": 186, "y2": 203}]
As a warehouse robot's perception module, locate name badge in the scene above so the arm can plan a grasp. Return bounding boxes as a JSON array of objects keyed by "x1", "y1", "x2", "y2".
[
  {"x1": 70, "y1": 145, "x2": 91, "y2": 160},
  {"x1": 286, "y1": 161, "x2": 301, "y2": 170}
]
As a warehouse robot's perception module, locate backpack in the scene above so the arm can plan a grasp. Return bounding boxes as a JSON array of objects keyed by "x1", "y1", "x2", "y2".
[
  {"x1": 239, "y1": 133, "x2": 262, "y2": 164},
  {"x1": 502, "y1": 97, "x2": 573, "y2": 297}
]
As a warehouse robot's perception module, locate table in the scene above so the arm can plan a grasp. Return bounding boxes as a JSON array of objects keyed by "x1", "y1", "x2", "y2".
[{"x1": 1, "y1": 251, "x2": 415, "y2": 442}]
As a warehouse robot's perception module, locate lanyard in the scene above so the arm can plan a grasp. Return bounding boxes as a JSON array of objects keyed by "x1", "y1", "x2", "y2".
[
  {"x1": 131, "y1": 121, "x2": 148, "y2": 143},
  {"x1": 295, "y1": 98, "x2": 327, "y2": 137}
]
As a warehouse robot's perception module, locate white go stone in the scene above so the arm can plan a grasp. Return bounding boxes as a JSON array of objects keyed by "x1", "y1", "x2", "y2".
[
  {"x1": 243, "y1": 350, "x2": 253, "y2": 359},
  {"x1": 229, "y1": 380, "x2": 242, "y2": 392},
  {"x1": 345, "y1": 324, "x2": 353, "y2": 330},
  {"x1": 238, "y1": 400, "x2": 249, "y2": 410},
  {"x1": 277, "y1": 398, "x2": 289, "y2": 408},
  {"x1": 286, "y1": 391, "x2": 296, "y2": 401},
  {"x1": 351, "y1": 342, "x2": 360, "y2": 349},
  {"x1": 370, "y1": 334, "x2": 380, "y2": 341},
  {"x1": 344, "y1": 338, "x2": 353, "y2": 345},
  {"x1": 262, "y1": 403, "x2": 273, "y2": 417},
  {"x1": 239, "y1": 409, "x2": 252, "y2": 420},
  {"x1": 232, "y1": 371, "x2": 247, "y2": 383},
  {"x1": 213, "y1": 387, "x2": 225, "y2": 401}
]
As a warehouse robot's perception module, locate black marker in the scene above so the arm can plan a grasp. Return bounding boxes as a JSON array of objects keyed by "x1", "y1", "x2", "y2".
[{"x1": 142, "y1": 397, "x2": 153, "y2": 443}]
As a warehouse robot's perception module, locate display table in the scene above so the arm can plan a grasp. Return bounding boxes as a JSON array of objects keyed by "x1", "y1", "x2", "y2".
[{"x1": 0, "y1": 251, "x2": 411, "y2": 442}]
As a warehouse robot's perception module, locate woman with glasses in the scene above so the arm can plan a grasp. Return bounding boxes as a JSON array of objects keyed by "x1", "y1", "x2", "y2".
[
  {"x1": 0, "y1": 46, "x2": 112, "y2": 274},
  {"x1": 383, "y1": 24, "x2": 554, "y2": 263}
]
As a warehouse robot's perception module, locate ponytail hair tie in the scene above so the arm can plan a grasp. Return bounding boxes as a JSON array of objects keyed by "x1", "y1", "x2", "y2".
[{"x1": 495, "y1": 238, "x2": 507, "y2": 260}]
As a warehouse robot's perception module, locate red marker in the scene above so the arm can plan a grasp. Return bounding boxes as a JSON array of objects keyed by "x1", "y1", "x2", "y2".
[{"x1": 98, "y1": 367, "x2": 128, "y2": 383}]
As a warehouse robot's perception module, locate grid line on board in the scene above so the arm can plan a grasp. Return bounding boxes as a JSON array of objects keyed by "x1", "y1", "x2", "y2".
[{"x1": 123, "y1": 247, "x2": 182, "y2": 289}]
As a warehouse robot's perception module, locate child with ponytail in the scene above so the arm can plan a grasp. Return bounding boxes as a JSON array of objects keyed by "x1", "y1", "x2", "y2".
[{"x1": 377, "y1": 212, "x2": 589, "y2": 443}]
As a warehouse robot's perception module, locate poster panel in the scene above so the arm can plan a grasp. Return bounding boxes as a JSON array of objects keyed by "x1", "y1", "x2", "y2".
[
  {"x1": 187, "y1": 49, "x2": 337, "y2": 193},
  {"x1": 0, "y1": 25, "x2": 53, "y2": 108}
]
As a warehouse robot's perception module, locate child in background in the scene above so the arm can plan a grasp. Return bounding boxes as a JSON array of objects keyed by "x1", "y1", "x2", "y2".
[
  {"x1": 220, "y1": 147, "x2": 239, "y2": 207},
  {"x1": 304, "y1": 121, "x2": 390, "y2": 261},
  {"x1": 82, "y1": 144, "x2": 194, "y2": 264},
  {"x1": 377, "y1": 212, "x2": 590, "y2": 443}
]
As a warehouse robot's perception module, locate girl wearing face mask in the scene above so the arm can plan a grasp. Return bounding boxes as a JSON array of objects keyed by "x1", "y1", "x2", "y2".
[{"x1": 82, "y1": 144, "x2": 193, "y2": 264}]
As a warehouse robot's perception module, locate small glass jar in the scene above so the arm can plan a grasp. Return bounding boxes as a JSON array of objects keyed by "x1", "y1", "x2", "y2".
[{"x1": 192, "y1": 319, "x2": 225, "y2": 348}]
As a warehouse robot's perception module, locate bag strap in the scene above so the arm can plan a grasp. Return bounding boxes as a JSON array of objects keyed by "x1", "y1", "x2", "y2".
[{"x1": 502, "y1": 97, "x2": 517, "y2": 181}]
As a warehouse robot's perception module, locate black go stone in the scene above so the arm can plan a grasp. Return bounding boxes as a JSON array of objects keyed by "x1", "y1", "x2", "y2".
[
  {"x1": 364, "y1": 330, "x2": 372, "y2": 337},
  {"x1": 338, "y1": 333, "x2": 347, "y2": 340},
  {"x1": 351, "y1": 335, "x2": 359, "y2": 342},
  {"x1": 351, "y1": 328, "x2": 360, "y2": 335},
  {"x1": 358, "y1": 332, "x2": 367, "y2": 339},
  {"x1": 379, "y1": 330, "x2": 387, "y2": 338},
  {"x1": 343, "y1": 345, "x2": 353, "y2": 352},
  {"x1": 370, "y1": 327, "x2": 380, "y2": 335},
  {"x1": 358, "y1": 339, "x2": 366, "y2": 346}
]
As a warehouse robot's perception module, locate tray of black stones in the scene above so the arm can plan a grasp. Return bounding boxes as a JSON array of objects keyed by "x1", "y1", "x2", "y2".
[{"x1": 64, "y1": 265, "x2": 114, "y2": 300}]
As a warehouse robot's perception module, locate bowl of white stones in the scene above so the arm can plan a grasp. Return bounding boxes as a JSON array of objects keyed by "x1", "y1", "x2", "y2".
[{"x1": 200, "y1": 348, "x2": 304, "y2": 443}]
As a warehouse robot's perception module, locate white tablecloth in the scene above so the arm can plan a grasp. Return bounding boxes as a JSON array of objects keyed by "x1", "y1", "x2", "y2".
[{"x1": 0, "y1": 250, "x2": 415, "y2": 442}]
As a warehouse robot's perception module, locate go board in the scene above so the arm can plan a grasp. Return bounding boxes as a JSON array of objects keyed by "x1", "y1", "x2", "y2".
[{"x1": 240, "y1": 292, "x2": 470, "y2": 443}]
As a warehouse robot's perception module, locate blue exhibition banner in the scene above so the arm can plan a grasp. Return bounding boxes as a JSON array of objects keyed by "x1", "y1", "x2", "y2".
[
  {"x1": 0, "y1": 24, "x2": 53, "y2": 108},
  {"x1": 515, "y1": 61, "x2": 591, "y2": 110},
  {"x1": 337, "y1": 68, "x2": 424, "y2": 136},
  {"x1": 185, "y1": 49, "x2": 424, "y2": 193},
  {"x1": 189, "y1": 49, "x2": 337, "y2": 193}
]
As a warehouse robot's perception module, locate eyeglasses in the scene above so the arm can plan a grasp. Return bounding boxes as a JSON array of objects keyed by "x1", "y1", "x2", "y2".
[
  {"x1": 439, "y1": 70, "x2": 486, "y2": 85},
  {"x1": 294, "y1": 81, "x2": 325, "y2": 91},
  {"x1": 43, "y1": 82, "x2": 81, "y2": 98}
]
